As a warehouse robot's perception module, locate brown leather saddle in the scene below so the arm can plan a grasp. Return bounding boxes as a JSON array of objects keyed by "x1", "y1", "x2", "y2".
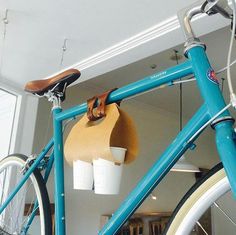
[{"x1": 24, "y1": 69, "x2": 81, "y2": 101}]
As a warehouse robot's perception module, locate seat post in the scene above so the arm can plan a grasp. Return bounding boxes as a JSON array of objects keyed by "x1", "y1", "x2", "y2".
[
  {"x1": 44, "y1": 90, "x2": 62, "y2": 110},
  {"x1": 51, "y1": 95, "x2": 62, "y2": 110}
]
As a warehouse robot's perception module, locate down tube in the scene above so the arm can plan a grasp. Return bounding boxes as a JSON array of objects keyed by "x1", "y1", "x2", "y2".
[{"x1": 99, "y1": 105, "x2": 209, "y2": 235}]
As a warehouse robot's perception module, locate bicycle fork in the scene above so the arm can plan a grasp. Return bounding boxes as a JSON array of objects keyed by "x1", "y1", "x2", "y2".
[{"x1": 214, "y1": 119, "x2": 236, "y2": 199}]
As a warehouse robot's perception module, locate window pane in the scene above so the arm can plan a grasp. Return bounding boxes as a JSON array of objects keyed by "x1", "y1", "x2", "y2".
[{"x1": 0, "y1": 89, "x2": 17, "y2": 158}]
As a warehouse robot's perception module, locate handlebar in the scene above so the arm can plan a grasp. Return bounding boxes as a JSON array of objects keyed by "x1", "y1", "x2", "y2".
[{"x1": 178, "y1": 0, "x2": 233, "y2": 47}]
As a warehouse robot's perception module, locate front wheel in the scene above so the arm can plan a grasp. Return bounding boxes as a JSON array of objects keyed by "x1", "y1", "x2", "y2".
[
  {"x1": 0, "y1": 154, "x2": 52, "y2": 235},
  {"x1": 164, "y1": 163, "x2": 236, "y2": 235}
]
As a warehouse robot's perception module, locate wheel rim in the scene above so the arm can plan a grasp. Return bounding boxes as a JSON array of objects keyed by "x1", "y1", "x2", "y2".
[
  {"x1": 167, "y1": 166, "x2": 236, "y2": 235},
  {"x1": 176, "y1": 177, "x2": 230, "y2": 234},
  {"x1": 0, "y1": 157, "x2": 45, "y2": 235}
]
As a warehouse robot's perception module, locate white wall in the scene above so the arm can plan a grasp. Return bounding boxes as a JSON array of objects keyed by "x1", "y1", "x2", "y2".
[
  {"x1": 17, "y1": 93, "x2": 39, "y2": 155},
  {"x1": 33, "y1": 84, "x2": 219, "y2": 234}
]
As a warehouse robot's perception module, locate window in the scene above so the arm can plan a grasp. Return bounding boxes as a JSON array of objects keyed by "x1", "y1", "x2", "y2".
[
  {"x1": 0, "y1": 88, "x2": 18, "y2": 158},
  {"x1": 0, "y1": 88, "x2": 24, "y2": 229}
]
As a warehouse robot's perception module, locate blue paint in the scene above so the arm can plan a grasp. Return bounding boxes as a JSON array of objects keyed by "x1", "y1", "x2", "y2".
[
  {"x1": 53, "y1": 108, "x2": 66, "y2": 235},
  {"x1": 23, "y1": 151, "x2": 55, "y2": 234},
  {"x1": 56, "y1": 60, "x2": 193, "y2": 122},
  {"x1": 99, "y1": 105, "x2": 209, "y2": 234},
  {"x1": 215, "y1": 120, "x2": 236, "y2": 197},
  {"x1": 0, "y1": 139, "x2": 53, "y2": 214},
  {"x1": 22, "y1": 201, "x2": 39, "y2": 234},
  {"x1": 187, "y1": 46, "x2": 230, "y2": 117},
  {"x1": 99, "y1": 46, "x2": 236, "y2": 234},
  {"x1": 1, "y1": 42, "x2": 236, "y2": 235}
]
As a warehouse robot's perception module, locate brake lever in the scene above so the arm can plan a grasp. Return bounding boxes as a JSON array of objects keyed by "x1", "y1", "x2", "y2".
[{"x1": 203, "y1": 0, "x2": 233, "y2": 19}]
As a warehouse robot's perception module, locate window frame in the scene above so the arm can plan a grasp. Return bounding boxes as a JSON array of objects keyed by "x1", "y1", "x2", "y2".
[{"x1": 0, "y1": 81, "x2": 39, "y2": 157}]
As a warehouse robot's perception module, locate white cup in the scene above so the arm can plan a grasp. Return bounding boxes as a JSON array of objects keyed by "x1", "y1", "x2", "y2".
[
  {"x1": 93, "y1": 146, "x2": 127, "y2": 195},
  {"x1": 73, "y1": 160, "x2": 93, "y2": 190},
  {"x1": 110, "y1": 147, "x2": 127, "y2": 163}
]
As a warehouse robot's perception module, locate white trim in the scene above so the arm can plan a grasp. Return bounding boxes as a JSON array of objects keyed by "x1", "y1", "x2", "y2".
[
  {"x1": 73, "y1": 14, "x2": 206, "y2": 72},
  {"x1": 0, "y1": 82, "x2": 23, "y2": 97},
  {"x1": 75, "y1": 16, "x2": 179, "y2": 71},
  {"x1": 41, "y1": 10, "x2": 230, "y2": 83}
]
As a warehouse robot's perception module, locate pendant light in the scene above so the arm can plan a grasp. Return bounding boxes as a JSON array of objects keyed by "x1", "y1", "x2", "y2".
[{"x1": 170, "y1": 50, "x2": 200, "y2": 173}]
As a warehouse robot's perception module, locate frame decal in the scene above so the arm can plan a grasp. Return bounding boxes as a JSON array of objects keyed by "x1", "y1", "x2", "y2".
[{"x1": 207, "y1": 69, "x2": 219, "y2": 85}]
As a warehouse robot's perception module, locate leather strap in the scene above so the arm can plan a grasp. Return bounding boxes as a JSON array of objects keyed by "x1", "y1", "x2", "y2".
[
  {"x1": 87, "y1": 88, "x2": 118, "y2": 121},
  {"x1": 87, "y1": 96, "x2": 99, "y2": 121}
]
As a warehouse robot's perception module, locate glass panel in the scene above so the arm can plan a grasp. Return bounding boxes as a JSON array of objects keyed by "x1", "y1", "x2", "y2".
[{"x1": 0, "y1": 89, "x2": 17, "y2": 158}]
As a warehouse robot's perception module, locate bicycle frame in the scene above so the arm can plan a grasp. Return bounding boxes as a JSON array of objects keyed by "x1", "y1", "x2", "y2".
[{"x1": 1, "y1": 45, "x2": 236, "y2": 235}]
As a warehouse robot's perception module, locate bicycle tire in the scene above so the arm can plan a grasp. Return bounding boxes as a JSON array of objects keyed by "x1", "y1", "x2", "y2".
[
  {"x1": 0, "y1": 154, "x2": 52, "y2": 235},
  {"x1": 164, "y1": 163, "x2": 236, "y2": 235}
]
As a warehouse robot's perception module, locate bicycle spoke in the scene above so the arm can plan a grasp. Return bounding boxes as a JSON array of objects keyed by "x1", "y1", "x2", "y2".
[
  {"x1": 5, "y1": 202, "x2": 14, "y2": 232},
  {"x1": 0, "y1": 218, "x2": 14, "y2": 234},
  {"x1": 196, "y1": 221, "x2": 208, "y2": 235},
  {"x1": 10, "y1": 181, "x2": 35, "y2": 234},
  {"x1": 0, "y1": 155, "x2": 50, "y2": 235},
  {"x1": 0, "y1": 226, "x2": 11, "y2": 235},
  {"x1": 21, "y1": 197, "x2": 38, "y2": 229},
  {"x1": 21, "y1": 183, "x2": 39, "y2": 229},
  {"x1": 213, "y1": 202, "x2": 236, "y2": 227},
  {"x1": 1, "y1": 166, "x2": 36, "y2": 234},
  {"x1": 0, "y1": 169, "x2": 7, "y2": 227},
  {"x1": 14, "y1": 184, "x2": 28, "y2": 230},
  {"x1": 14, "y1": 182, "x2": 33, "y2": 229},
  {"x1": 0, "y1": 169, "x2": 7, "y2": 205}
]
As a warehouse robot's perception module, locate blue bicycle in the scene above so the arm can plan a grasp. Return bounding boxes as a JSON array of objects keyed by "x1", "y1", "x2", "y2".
[{"x1": 0, "y1": 0, "x2": 236, "y2": 234}]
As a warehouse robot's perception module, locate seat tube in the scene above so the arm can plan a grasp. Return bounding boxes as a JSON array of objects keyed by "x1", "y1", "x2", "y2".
[{"x1": 53, "y1": 107, "x2": 66, "y2": 235}]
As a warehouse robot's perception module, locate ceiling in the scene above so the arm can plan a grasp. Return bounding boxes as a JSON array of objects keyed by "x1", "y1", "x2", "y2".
[{"x1": 0, "y1": 0, "x2": 231, "y2": 90}]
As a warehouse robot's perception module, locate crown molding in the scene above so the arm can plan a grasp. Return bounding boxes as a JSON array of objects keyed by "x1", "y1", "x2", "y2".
[
  {"x1": 43, "y1": 15, "x2": 180, "y2": 80},
  {"x1": 43, "y1": 11, "x2": 229, "y2": 81},
  {"x1": 74, "y1": 16, "x2": 179, "y2": 71}
]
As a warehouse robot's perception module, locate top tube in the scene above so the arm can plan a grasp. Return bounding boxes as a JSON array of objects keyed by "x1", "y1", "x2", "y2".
[
  {"x1": 55, "y1": 45, "x2": 230, "y2": 125},
  {"x1": 56, "y1": 60, "x2": 193, "y2": 122}
]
